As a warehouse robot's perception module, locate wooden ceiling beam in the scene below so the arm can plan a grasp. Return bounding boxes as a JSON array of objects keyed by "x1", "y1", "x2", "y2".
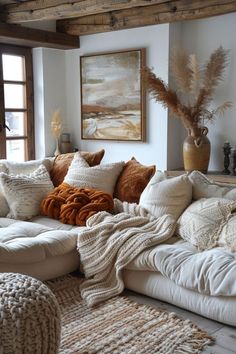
[
  {"x1": 56, "y1": 0, "x2": 236, "y2": 36},
  {"x1": 0, "y1": 22, "x2": 80, "y2": 49},
  {"x1": 1, "y1": 0, "x2": 172, "y2": 23}
]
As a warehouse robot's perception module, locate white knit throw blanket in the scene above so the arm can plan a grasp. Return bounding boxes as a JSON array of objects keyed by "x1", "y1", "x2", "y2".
[{"x1": 78, "y1": 200, "x2": 176, "y2": 307}]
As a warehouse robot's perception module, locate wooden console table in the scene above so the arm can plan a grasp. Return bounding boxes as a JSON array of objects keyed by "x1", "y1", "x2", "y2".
[{"x1": 165, "y1": 170, "x2": 236, "y2": 185}]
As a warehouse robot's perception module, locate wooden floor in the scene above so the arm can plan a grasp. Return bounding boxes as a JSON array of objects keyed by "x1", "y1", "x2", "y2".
[{"x1": 123, "y1": 289, "x2": 236, "y2": 354}]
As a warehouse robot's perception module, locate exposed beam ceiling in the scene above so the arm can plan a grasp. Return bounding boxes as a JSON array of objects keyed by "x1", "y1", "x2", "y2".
[
  {"x1": 1, "y1": 1, "x2": 172, "y2": 23},
  {"x1": 56, "y1": 0, "x2": 236, "y2": 36},
  {"x1": 0, "y1": 0, "x2": 236, "y2": 42},
  {"x1": 0, "y1": 22, "x2": 80, "y2": 49}
]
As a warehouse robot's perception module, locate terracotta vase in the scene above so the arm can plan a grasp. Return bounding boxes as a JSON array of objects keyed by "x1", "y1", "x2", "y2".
[{"x1": 183, "y1": 126, "x2": 211, "y2": 173}]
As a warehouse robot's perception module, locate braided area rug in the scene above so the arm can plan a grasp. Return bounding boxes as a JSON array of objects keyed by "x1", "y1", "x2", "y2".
[{"x1": 46, "y1": 275, "x2": 213, "y2": 354}]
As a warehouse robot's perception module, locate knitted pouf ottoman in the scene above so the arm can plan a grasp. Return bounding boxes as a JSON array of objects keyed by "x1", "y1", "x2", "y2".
[{"x1": 0, "y1": 273, "x2": 61, "y2": 354}]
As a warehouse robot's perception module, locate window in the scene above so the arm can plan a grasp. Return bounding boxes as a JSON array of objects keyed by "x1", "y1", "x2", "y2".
[{"x1": 0, "y1": 45, "x2": 34, "y2": 161}]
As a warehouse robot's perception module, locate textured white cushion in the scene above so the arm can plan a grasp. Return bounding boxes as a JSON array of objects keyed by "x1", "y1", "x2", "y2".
[
  {"x1": 0, "y1": 165, "x2": 53, "y2": 220},
  {"x1": 189, "y1": 170, "x2": 236, "y2": 200},
  {"x1": 139, "y1": 173, "x2": 192, "y2": 220},
  {"x1": 0, "y1": 193, "x2": 9, "y2": 217},
  {"x1": 0, "y1": 157, "x2": 53, "y2": 175},
  {"x1": 0, "y1": 218, "x2": 78, "y2": 263},
  {"x1": 0, "y1": 158, "x2": 54, "y2": 217},
  {"x1": 219, "y1": 215, "x2": 236, "y2": 252},
  {"x1": 64, "y1": 152, "x2": 124, "y2": 195},
  {"x1": 0, "y1": 163, "x2": 9, "y2": 217},
  {"x1": 177, "y1": 197, "x2": 236, "y2": 250}
]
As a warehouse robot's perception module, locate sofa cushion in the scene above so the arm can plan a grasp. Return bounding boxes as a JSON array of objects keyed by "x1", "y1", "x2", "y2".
[
  {"x1": 0, "y1": 158, "x2": 54, "y2": 217},
  {"x1": 139, "y1": 173, "x2": 192, "y2": 220},
  {"x1": 41, "y1": 183, "x2": 114, "y2": 226},
  {"x1": 50, "y1": 149, "x2": 105, "y2": 187},
  {"x1": 0, "y1": 193, "x2": 9, "y2": 217},
  {"x1": 114, "y1": 157, "x2": 155, "y2": 203},
  {"x1": 218, "y1": 214, "x2": 236, "y2": 252},
  {"x1": 125, "y1": 238, "x2": 236, "y2": 298},
  {"x1": 177, "y1": 197, "x2": 236, "y2": 250},
  {"x1": 0, "y1": 218, "x2": 78, "y2": 264},
  {"x1": 189, "y1": 170, "x2": 236, "y2": 200},
  {"x1": 0, "y1": 157, "x2": 53, "y2": 174},
  {"x1": 0, "y1": 165, "x2": 53, "y2": 221},
  {"x1": 64, "y1": 152, "x2": 124, "y2": 195}
]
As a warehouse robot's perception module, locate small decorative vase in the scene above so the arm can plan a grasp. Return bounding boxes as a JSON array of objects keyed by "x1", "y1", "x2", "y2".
[
  {"x1": 183, "y1": 126, "x2": 211, "y2": 173},
  {"x1": 54, "y1": 138, "x2": 61, "y2": 157}
]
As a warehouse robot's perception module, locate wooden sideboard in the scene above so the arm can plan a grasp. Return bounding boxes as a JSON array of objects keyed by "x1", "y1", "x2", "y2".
[{"x1": 165, "y1": 170, "x2": 236, "y2": 185}]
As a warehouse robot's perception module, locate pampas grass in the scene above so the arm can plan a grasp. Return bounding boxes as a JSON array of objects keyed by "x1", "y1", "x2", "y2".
[
  {"x1": 51, "y1": 109, "x2": 62, "y2": 156},
  {"x1": 51, "y1": 109, "x2": 62, "y2": 139},
  {"x1": 143, "y1": 46, "x2": 232, "y2": 134}
]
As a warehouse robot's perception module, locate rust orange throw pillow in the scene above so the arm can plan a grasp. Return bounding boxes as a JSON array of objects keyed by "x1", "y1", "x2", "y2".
[
  {"x1": 41, "y1": 183, "x2": 113, "y2": 226},
  {"x1": 114, "y1": 157, "x2": 156, "y2": 203},
  {"x1": 50, "y1": 149, "x2": 105, "y2": 187}
]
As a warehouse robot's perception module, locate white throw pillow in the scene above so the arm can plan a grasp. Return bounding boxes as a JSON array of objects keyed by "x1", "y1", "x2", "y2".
[
  {"x1": 177, "y1": 197, "x2": 236, "y2": 250},
  {"x1": 0, "y1": 165, "x2": 53, "y2": 220},
  {"x1": 0, "y1": 192, "x2": 9, "y2": 217},
  {"x1": 5, "y1": 158, "x2": 53, "y2": 174},
  {"x1": 139, "y1": 172, "x2": 192, "y2": 220},
  {"x1": 189, "y1": 170, "x2": 236, "y2": 200},
  {"x1": 64, "y1": 152, "x2": 124, "y2": 195},
  {"x1": 0, "y1": 158, "x2": 54, "y2": 217},
  {"x1": 219, "y1": 215, "x2": 236, "y2": 252}
]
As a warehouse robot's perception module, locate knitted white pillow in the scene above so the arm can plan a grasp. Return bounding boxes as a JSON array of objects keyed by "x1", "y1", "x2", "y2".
[
  {"x1": 0, "y1": 165, "x2": 53, "y2": 220},
  {"x1": 177, "y1": 197, "x2": 236, "y2": 250},
  {"x1": 64, "y1": 152, "x2": 125, "y2": 195},
  {"x1": 0, "y1": 158, "x2": 54, "y2": 217},
  {"x1": 219, "y1": 215, "x2": 236, "y2": 252},
  {"x1": 139, "y1": 172, "x2": 192, "y2": 220},
  {"x1": 189, "y1": 170, "x2": 236, "y2": 200},
  {"x1": 5, "y1": 158, "x2": 53, "y2": 174}
]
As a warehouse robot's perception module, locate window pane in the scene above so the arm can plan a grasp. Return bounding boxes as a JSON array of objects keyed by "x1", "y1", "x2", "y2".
[
  {"x1": 2, "y1": 54, "x2": 25, "y2": 81},
  {"x1": 5, "y1": 112, "x2": 25, "y2": 137},
  {"x1": 4, "y1": 83, "x2": 25, "y2": 109},
  {"x1": 6, "y1": 139, "x2": 25, "y2": 161}
]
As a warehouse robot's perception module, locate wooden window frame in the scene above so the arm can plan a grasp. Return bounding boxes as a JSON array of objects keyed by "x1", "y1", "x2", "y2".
[{"x1": 0, "y1": 44, "x2": 35, "y2": 160}]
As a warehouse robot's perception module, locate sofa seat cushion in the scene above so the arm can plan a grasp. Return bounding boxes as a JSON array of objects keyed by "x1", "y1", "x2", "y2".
[
  {"x1": 123, "y1": 270, "x2": 236, "y2": 326},
  {"x1": 0, "y1": 217, "x2": 80, "y2": 264},
  {"x1": 126, "y1": 239, "x2": 236, "y2": 297}
]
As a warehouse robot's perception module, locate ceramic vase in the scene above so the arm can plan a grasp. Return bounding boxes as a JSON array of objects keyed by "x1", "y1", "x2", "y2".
[{"x1": 183, "y1": 126, "x2": 211, "y2": 173}]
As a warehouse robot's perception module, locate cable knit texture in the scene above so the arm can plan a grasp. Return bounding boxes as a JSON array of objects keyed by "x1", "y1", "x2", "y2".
[
  {"x1": 64, "y1": 152, "x2": 124, "y2": 195},
  {"x1": 78, "y1": 209, "x2": 176, "y2": 307},
  {"x1": 41, "y1": 182, "x2": 114, "y2": 226},
  {"x1": 0, "y1": 273, "x2": 61, "y2": 354},
  {"x1": 177, "y1": 197, "x2": 236, "y2": 250},
  {"x1": 50, "y1": 149, "x2": 105, "y2": 186},
  {"x1": 0, "y1": 165, "x2": 53, "y2": 220}
]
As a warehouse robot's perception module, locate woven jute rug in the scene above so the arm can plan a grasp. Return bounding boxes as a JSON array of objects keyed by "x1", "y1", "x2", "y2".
[{"x1": 46, "y1": 275, "x2": 213, "y2": 354}]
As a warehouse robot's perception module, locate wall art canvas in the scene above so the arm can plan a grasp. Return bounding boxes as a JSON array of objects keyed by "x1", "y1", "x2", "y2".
[{"x1": 80, "y1": 49, "x2": 145, "y2": 141}]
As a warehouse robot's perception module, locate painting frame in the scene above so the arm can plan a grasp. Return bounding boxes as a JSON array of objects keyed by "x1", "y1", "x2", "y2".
[{"x1": 80, "y1": 48, "x2": 146, "y2": 141}]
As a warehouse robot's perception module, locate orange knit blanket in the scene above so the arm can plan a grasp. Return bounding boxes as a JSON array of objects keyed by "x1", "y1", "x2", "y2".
[{"x1": 41, "y1": 183, "x2": 114, "y2": 226}]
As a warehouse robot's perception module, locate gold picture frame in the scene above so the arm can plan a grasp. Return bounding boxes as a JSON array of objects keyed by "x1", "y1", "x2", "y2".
[{"x1": 80, "y1": 49, "x2": 146, "y2": 141}]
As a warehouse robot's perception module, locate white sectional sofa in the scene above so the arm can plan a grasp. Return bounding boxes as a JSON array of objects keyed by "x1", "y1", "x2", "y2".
[{"x1": 1, "y1": 155, "x2": 236, "y2": 326}]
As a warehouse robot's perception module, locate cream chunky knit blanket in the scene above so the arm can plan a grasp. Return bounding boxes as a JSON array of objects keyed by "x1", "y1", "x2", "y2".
[{"x1": 78, "y1": 202, "x2": 176, "y2": 307}]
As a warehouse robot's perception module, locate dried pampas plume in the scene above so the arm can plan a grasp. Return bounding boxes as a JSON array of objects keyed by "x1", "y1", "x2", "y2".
[
  {"x1": 143, "y1": 46, "x2": 232, "y2": 133},
  {"x1": 51, "y1": 109, "x2": 62, "y2": 156},
  {"x1": 51, "y1": 109, "x2": 62, "y2": 139}
]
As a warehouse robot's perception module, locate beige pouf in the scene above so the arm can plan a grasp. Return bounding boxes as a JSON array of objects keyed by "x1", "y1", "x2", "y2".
[{"x1": 0, "y1": 273, "x2": 61, "y2": 354}]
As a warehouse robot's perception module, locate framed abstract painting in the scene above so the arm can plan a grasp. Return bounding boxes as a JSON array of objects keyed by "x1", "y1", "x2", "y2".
[{"x1": 80, "y1": 49, "x2": 146, "y2": 141}]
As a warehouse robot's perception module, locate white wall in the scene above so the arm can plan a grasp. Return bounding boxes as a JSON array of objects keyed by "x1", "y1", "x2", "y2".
[
  {"x1": 33, "y1": 12, "x2": 236, "y2": 171},
  {"x1": 65, "y1": 24, "x2": 170, "y2": 170},
  {"x1": 181, "y1": 13, "x2": 236, "y2": 171},
  {"x1": 167, "y1": 23, "x2": 183, "y2": 169},
  {"x1": 33, "y1": 48, "x2": 67, "y2": 158}
]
